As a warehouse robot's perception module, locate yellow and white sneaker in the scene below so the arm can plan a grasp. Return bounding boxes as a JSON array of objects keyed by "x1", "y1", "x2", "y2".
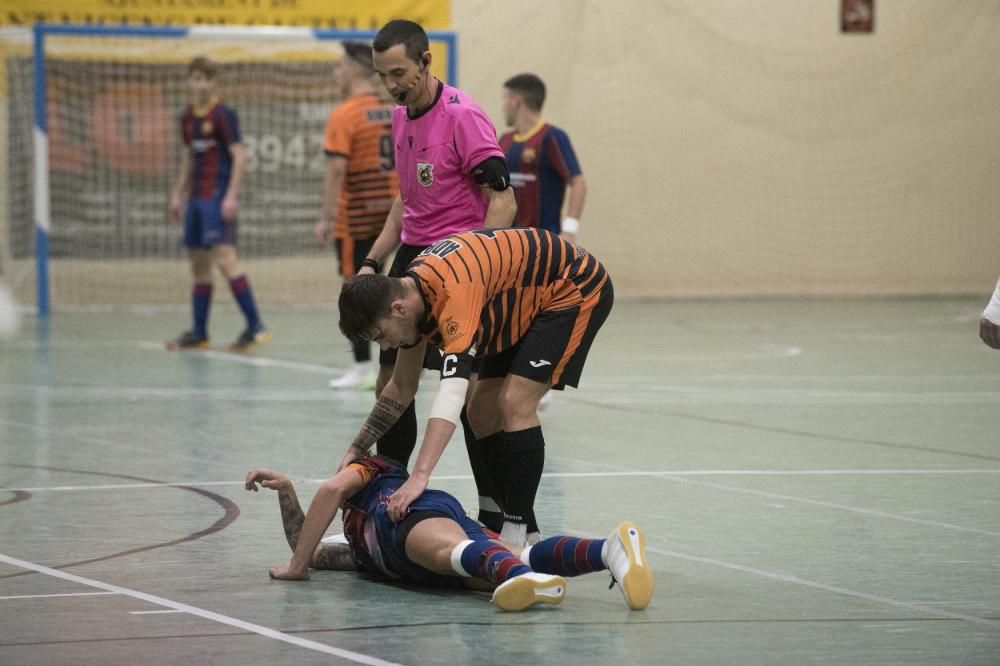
[
  {"x1": 328, "y1": 362, "x2": 373, "y2": 389},
  {"x1": 601, "y1": 521, "x2": 653, "y2": 610},
  {"x1": 228, "y1": 327, "x2": 271, "y2": 352},
  {"x1": 491, "y1": 573, "x2": 566, "y2": 612}
]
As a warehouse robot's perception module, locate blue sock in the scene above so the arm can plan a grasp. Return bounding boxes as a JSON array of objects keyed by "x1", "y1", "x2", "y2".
[
  {"x1": 459, "y1": 540, "x2": 532, "y2": 585},
  {"x1": 192, "y1": 282, "x2": 212, "y2": 338},
  {"x1": 526, "y1": 536, "x2": 606, "y2": 577},
  {"x1": 228, "y1": 274, "x2": 262, "y2": 331}
]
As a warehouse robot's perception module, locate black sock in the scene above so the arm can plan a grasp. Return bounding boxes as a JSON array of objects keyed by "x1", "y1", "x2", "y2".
[
  {"x1": 495, "y1": 426, "x2": 545, "y2": 535},
  {"x1": 465, "y1": 424, "x2": 505, "y2": 532},
  {"x1": 484, "y1": 434, "x2": 506, "y2": 512},
  {"x1": 376, "y1": 401, "x2": 417, "y2": 468}
]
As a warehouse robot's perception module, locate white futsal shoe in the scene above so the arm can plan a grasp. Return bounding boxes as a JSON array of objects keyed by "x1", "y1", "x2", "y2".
[
  {"x1": 601, "y1": 521, "x2": 653, "y2": 610},
  {"x1": 491, "y1": 573, "x2": 566, "y2": 612},
  {"x1": 328, "y1": 362, "x2": 376, "y2": 390}
]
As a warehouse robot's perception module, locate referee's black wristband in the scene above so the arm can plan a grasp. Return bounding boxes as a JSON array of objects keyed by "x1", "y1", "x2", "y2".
[{"x1": 361, "y1": 258, "x2": 381, "y2": 273}]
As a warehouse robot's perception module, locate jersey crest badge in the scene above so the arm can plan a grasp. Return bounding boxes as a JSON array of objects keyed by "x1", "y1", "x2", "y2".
[
  {"x1": 443, "y1": 316, "x2": 461, "y2": 339},
  {"x1": 522, "y1": 147, "x2": 536, "y2": 164},
  {"x1": 417, "y1": 162, "x2": 434, "y2": 187},
  {"x1": 201, "y1": 120, "x2": 214, "y2": 136}
]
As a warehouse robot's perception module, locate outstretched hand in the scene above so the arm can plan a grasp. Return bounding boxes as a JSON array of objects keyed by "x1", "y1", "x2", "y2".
[
  {"x1": 269, "y1": 564, "x2": 310, "y2": 581},
  {"x1": 387, "y1": 475, "x2": 427, "y2": 522},
  {"x1": 245, "y1": 468, "x2": 290, "y2": 492}
]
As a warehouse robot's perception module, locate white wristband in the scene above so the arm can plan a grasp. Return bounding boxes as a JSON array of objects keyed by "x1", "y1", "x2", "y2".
[
  {"x1": 561, "y1": 216, "x2": 580, "y2": 234},
  {"x1": 428, "y1": 376, "x2": 469, "y2": 425},
  {"x1": 984, "y1": 277, "x2": 1000, "y2": 324}
]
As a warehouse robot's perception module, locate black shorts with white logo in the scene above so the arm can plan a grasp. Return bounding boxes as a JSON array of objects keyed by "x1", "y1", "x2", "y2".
[{"x1": 478, "y1": 279, "x2": 614, "y2": 390}]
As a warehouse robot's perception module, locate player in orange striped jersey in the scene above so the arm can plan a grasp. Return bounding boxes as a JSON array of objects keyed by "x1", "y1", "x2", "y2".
[
  {"x1": 315, "y1": 43, "x2": 399, "y2": 389},
  {"x1": 336, "y1": 227, "x2": 614, "y2": 545}
]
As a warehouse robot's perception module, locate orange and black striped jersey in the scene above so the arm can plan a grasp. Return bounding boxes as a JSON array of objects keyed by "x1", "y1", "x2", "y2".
[
  {"x1": 405, "y1": 228, "x2": 608, "y2": 356},
  {"x1": 323, "y1": 93, "x2": 398, "y2": 240}
]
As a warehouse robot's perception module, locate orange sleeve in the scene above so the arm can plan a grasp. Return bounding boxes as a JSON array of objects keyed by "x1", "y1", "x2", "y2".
[
  {"x1": 323, "y1": 101, "x2": 354, "y2": 157},
  {"x1": 347, "y1": 462, "x2": 377, "y2": 485},
  {"x1": 435, "y1": 283, "x2": 485, "y2": 354}
]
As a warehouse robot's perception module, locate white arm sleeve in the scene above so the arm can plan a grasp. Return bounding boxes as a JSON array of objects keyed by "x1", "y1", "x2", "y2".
[
  {"x1": 428, "y1": 376, "x2": 469, "y2": 425},
  {"x1": 984, "y1": 277, "x2": 1000, "y2": 325}
]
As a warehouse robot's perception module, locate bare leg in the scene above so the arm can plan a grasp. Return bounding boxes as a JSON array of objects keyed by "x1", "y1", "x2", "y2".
[{"x1": 403, "y1": 517, "x2": 524, "y2": 576}]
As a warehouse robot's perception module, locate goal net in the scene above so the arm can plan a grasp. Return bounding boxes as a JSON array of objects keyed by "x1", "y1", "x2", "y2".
[{"x1": 5, "y1": 25, "x2": 456, "y2": 311}]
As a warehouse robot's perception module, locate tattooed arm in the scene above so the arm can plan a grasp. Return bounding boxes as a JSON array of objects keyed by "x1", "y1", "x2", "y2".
[
  {"x1": 338, "y1": 342, "x2": 426, "y2": 470},
  {"x1": 244, "y1": 468, "x2": 358, "y2": 573}
]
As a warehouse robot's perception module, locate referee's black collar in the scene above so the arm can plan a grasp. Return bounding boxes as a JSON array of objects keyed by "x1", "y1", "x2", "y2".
[{"x1": 406, "y1": 80, "x2": 445, "y2": 121}]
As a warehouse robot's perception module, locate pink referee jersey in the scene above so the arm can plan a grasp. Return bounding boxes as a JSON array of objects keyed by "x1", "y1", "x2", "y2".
[{"x1": 393, "y1": 82, "x2": 505, "y2": 247}]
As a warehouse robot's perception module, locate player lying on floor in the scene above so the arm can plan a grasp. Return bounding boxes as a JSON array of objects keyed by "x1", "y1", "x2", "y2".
[{"x1": 245, "y1": 455, "x2": 653, "y2": 611}]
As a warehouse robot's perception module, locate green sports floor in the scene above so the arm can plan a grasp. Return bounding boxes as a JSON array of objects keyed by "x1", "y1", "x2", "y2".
[{"x1": 1, "y1": 297, "x2": 999, "y2": 664}]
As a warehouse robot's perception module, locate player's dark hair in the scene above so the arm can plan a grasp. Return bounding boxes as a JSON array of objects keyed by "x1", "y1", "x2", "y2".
[
  {"x1": 339, "y1": 275, "x2": 406, "y2": 343},
  {"x1": 188, "y1": 56, "x2": 217, "y2": 80},
  {"x1": 342, "y1": 41, "x2": 375, "y2": 74},
  {"x1": 504, "y1": 73, "x2": 546, "y2": 111},
  {"x1": 373, "y1": 19, "x2": 429, "y2": 64}
]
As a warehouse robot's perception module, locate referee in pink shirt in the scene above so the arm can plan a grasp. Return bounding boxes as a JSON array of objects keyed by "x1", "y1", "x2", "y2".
[{"x1": 351, "y1": 20, "x2": 519, "y2": 538}]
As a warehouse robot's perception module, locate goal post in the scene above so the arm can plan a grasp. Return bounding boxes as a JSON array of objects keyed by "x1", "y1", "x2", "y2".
[{"x1": 24, "y1": 23, "x2": 458, "y2": 314}]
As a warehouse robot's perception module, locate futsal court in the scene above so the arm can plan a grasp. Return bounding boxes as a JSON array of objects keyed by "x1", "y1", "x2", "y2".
[{"x1": 1, "y1": 296, "x2": 998, "y2": 664}]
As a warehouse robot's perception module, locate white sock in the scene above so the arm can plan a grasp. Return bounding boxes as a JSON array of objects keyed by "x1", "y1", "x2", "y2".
[{"x1": 500, "y1": 521, "x2": 527, "y2": 546}]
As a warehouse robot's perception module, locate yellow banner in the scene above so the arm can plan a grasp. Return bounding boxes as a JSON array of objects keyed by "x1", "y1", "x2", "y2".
[{"x1": 1, "y1": 0, "x2": 450, "y2": 29}]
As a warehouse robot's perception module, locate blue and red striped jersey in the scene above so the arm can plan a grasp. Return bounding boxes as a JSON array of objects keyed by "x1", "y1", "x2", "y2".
[
  {"x1": 180, "y1": 100, "x2": 241, "y2": 199},
  {"x1": 499, "y1": 122, "x2": 582, "y2": 234}
]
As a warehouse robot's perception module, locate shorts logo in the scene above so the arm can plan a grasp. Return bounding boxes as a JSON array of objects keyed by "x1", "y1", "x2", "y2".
[
  {"x1": 417, "y1": 162, "x2": 434, "y2": 187},
  {"x1": 529, "y1": 359, "x2": 551, "y2": 368}
]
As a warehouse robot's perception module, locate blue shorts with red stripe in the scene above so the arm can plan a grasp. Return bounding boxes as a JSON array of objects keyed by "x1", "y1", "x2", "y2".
[
  {"x1": 372, "y1": 488, "x2": 493, "y2": 587},
  {"x1": 184, "y1": 196, "x2": 237, "y2": 248}
]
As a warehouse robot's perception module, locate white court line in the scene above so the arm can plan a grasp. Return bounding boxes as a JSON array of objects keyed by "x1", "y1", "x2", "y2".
[
  {"x1": 0, "y1": 416, "x2": 225, "y2": 469},
  {"x1": 644, "y1": 544, "x2": 1000, "y2": 629},
  {"x1": 6, "y1": 471, "x2": 997, "y2": 539},
  {"x1": 136, "y1": 342, "x2": 339, "y2": 374},
  {"x1": 696, "y1": 374, "x2": 1000, "y2": 382},
  {"x1": 576, "y1": 389, "x2": 1000, "y2": 405},
  {"x1": 6, "y1": 468, "x2": 1000, "y2": 493},
  {"x1": 0, "y1": 591, "x2": 118, "y2": 601},
  {"x1": 661, "y1": 476, "x2": 1000, "y2": 538},
  {"x1": 129, "y1": 609, "x2": 185, "y2": 615},
  {"x1": 0, "y1": 553, "x2": 400, "y2": 665}
]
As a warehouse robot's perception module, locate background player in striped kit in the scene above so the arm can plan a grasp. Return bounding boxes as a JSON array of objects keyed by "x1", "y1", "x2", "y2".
[
  {"x1": 314, "y1": 43, "x2": 399, "y2": 388},
  {"x1": 337, "y1": 228, "x2": 614, "y2": 546},
  {"x1": 167, "y1": 57, "x2": 270, "y2": 353}
]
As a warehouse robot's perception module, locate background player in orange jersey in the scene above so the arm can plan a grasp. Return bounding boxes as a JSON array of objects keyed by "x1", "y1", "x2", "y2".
[
  {"x1": 336, "y1": 228, "x2": 614, "y2": 546},
  {"x1": 314, "y1": 43, "x2": 399, "y2": 389}
]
